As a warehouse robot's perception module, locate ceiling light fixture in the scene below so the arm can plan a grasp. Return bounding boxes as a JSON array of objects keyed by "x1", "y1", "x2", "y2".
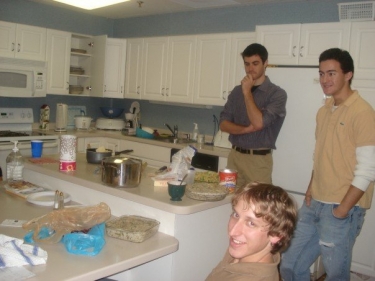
[{"x1": 53, "y1": 0, "x2": 130, "y2": 10}]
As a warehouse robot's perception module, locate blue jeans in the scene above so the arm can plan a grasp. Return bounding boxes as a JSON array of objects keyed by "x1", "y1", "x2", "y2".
[{"x1": 280, "y1": 198, "x2": 366, "y2": 281}]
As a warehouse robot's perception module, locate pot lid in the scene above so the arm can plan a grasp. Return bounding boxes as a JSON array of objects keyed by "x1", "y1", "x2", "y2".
[{"x1": 103, "y1": 156, "x2": 142, "y2": 164}]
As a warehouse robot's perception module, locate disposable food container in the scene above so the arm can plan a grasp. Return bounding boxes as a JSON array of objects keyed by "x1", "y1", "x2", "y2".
[
  {"x1": 106, "y1": 215, "x2": 160, "y2": 243},
  {"x1": 186, "y1": 182, "x2": 228, "y2": 201}
]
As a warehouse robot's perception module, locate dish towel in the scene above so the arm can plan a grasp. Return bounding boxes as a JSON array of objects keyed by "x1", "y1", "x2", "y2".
[{"x1": 0, "y1": 234, "x2": 48, "y2": 268}]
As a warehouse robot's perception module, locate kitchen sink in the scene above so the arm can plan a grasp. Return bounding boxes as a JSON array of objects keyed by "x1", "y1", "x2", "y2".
[{"x1": 154, "y1": 136, "x2": 195, "y2": 144}]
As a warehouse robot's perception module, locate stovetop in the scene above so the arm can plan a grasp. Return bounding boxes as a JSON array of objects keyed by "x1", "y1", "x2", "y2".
[
  {"x1": 0, "y1": 131, "x2": 50, "y2": 138},
  {"x1": 0, "y1": 130, "x2": 30, "y2": 137}
]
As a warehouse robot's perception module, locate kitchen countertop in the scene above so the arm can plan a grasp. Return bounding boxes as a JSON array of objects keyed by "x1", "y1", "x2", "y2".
[
  {"x1": 0, "y1": 187, "x2": 178, "y2": 281},
  {"x1": 35, "y1": 128, "x2": 231, "y2": 158},
  {"x1": 24, "y1": 153, "x2": 232, "y2": 215}
]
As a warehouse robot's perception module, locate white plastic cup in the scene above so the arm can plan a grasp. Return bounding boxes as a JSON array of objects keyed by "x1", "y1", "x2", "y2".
[{"x1": 197, "y1": 134, "x2": 205, "y2": 144}]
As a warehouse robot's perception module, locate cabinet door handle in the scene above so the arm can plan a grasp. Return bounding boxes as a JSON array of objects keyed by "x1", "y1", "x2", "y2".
[
  {"x1": 292, "y1": 46, "x2": 296, "y2": 57},
  {"x1": 166, "y1": 88, "x2": 169, "y2": 97},
  {"x1": 161, "y1": 88, "x2": 165, "y2": 96},
  {"x1": 121, "y1": 86, "x2": 123, "y2": 93},
  {"x1": 137, "y1": 86, "x2": 140, "y2": 95},
  {"x1": 11, "y1": 43, "x2": 15, "y2": 52},
  {"x1": 222, "y1": 91, "x2": 227, "y2": 100},
  {"x1": 17, "y1": 43, "x2": 20, "y2": 52},
  {"x1": 66, "y1": 82, "x2": 69, "y2": 90},
  {"x1": 104, "y1": 85, "x2": 106, "y2": 92},
  {"x1": 300, "y1": 46, "x2": 304, "y2": 57}
]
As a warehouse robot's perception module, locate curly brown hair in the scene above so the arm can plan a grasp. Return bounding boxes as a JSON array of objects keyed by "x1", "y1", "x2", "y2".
[{"x1": 232, "y1": 182, "x2": 297, "y2": 254}]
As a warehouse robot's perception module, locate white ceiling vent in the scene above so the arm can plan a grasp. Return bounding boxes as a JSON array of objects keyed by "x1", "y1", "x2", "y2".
[{"x1": 170, "y1": 0, "x2": 240, "y2": 9}]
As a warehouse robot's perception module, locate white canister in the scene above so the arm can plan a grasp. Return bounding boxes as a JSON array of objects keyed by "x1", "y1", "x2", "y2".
[{"x1": 60, "y1": 135, "x2": 77, "y2": 162}]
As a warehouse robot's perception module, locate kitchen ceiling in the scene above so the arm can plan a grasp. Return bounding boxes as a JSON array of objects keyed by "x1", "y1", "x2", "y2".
[{"x1": 27, "y1": 0, "x2": 311, "y2": 19}]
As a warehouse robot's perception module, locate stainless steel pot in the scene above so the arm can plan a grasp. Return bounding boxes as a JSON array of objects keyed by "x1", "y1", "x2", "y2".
[{"x1": 101, "y1": 156, "x2": 143, "y2": 187}]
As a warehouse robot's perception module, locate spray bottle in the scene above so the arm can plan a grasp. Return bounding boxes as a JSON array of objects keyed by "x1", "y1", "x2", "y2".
[
  {"x1": 192, "y1": 123, "x2": 199, "y2": 142},
  {"x1": 6, "y1": 141, "x2": 25, "y2": 182}
]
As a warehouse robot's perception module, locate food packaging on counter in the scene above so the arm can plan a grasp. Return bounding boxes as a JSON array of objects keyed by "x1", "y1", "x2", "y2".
[
  {"x1": 39, "y1": 104, "x2": 50, "y2": 131},
  {"x1": 106, "y1": 215, "x2": 160, "y2": 243}
]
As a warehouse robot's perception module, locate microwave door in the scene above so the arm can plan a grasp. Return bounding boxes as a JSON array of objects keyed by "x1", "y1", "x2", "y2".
[{"x1": 0, "y1": 69, "x2": 33, "y2": 97}]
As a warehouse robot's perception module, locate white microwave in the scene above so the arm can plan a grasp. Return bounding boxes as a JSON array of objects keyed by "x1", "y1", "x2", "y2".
[{"x1": 0, "y1": 57, "x2": 47, "y2": 97}]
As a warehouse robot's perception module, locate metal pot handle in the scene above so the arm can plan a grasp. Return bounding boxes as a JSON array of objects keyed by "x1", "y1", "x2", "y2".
[{"x1": 115, "y1": 149, "x2": 134, "y2": 155}]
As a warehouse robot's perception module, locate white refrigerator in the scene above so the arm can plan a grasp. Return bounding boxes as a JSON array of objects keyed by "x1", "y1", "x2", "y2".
[{"x1": 267, "y1": 67, "x2": 375, "y2": 279}]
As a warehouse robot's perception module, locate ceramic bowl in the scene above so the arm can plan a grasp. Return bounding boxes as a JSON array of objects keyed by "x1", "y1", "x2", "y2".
[
  {"x1": 168, "y1": 181, "x2": 187, "y2": 201},
  {"x1": 100, "y1": 107, "x2": 124, "y2": 118}
]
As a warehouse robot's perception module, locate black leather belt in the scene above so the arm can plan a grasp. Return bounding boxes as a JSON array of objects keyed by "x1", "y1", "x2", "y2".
[{"x1": 232, "y1": 145, "x2": 271, "y2": 155}]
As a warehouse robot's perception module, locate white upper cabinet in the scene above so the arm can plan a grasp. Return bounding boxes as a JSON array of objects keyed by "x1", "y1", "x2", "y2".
[
  {"x1": 194, "y1": 32, "x2": 256, "y2": 106},
  {"x1": 193, "y1": 33, "x2": 232, "y2": 106},
  {"x1": 165, "y1": 35, "x2": 196, "y2": 103},
  {"x1": 70, "y1": 33, "x2": 94, "y2": 96},
  {"x1": 256, "y1": 22, "x2": 351, "y2": 65},
  {"x1": 104, "y1": 38, "x2": 126, "y2": 98},
  {"x1": 46, "y1": 29, "x2": 71, "y2": 95},
  {"x1": 228, "y1": 32, "x2": 257, "y2": 93},
  {"x1": 350, "y1": 21, "x2": 375, "y2": 81},
  {"x1": 140, "y1": 36, "x2": 196, "y2": 103},
  {"x1": 0, "y1": 21, "x2": 46, "y2": 61},
  {"x1": 141, "y1": 37, "x2": 168, "y2": 101},
  {"x1": 125, "y1": 38, "x2": 143, "y2": 99},
  {"x1": 91, "y1": 37, "x2": 126, "y2": 99}
]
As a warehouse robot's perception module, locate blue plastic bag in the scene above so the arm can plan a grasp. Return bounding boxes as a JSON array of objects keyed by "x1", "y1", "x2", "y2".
[{"x1": 61, "y1": 223, "x2": 106, "y2": 256}]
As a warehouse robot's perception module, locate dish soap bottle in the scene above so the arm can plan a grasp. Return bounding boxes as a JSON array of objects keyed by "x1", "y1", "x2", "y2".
[
  {"x1": 6, "y1": 141, "x2": 24, "y2": 182},
  {"x1": 192, "y1": 123, "x2": 199, "y2": 142}
]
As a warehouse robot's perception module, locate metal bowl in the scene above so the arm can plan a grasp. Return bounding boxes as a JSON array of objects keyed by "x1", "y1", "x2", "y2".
[
  {"x1": 86, "y1": 148, "x2": 112, "y2": 164},
  {"x1": 99, "y1": 107, "x2": 124, "y2": 118}
]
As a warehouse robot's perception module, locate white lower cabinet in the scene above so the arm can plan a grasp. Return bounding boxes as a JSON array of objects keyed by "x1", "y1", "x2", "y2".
[
  {"x1": 120, "y1": 139, "x2": 171, "y2": 167},
  {"x1": 77, "y1": 137, "x2": 120, "y2": 153}
]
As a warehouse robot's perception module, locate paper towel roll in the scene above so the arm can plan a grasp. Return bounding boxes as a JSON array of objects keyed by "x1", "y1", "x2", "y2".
[{"x1": 60, "y1": 135, "x2": 77, "y2": 162}]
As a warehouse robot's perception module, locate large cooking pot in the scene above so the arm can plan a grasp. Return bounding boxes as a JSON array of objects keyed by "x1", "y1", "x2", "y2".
[{"x1": 101, "y1": 156, "x2": 143, "y2": 187}]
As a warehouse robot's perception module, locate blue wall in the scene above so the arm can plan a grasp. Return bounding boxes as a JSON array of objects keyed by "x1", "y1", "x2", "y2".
[{"x1": 0, "y1": 0, "x2": 359, "y2": 136}]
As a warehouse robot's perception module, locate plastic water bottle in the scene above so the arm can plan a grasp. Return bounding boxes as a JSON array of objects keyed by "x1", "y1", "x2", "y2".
[
  {"x1": 6, "y1": 141, "x2": 24, "y2": 181},
  {"x1": 185, "y1": 167, "x2": 196, "y2": 185}
]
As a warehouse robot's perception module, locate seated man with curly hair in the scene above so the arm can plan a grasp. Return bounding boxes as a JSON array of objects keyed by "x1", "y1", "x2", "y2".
[{"x1": 206, "y1": 182, "x2": 297, "y2": 281}]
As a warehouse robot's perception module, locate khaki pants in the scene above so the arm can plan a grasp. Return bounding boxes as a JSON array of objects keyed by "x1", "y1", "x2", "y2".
[{"x1": 227, "y1": 149, "x2": 273, "y2": 187}]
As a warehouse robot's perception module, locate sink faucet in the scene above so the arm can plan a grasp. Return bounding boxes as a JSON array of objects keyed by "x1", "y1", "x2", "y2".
[{"x1": 164, "y1": 123, "x2": 178, "y2": 138}]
